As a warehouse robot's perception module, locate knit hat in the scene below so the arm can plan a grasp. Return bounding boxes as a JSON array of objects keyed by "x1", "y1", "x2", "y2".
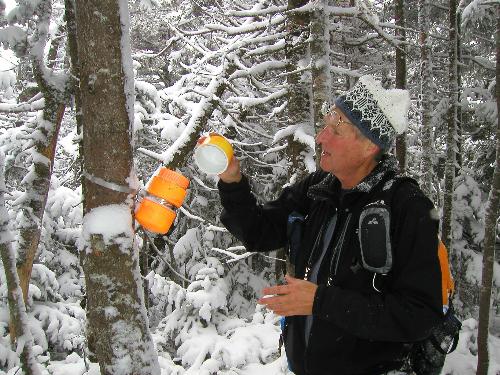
[{"x1": 334, "y1": 75, "x2": 410, "y2": 151}]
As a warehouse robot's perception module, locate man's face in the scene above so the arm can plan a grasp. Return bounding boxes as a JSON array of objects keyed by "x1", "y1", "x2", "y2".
[{"x1": 316, "y1": 108, "x2": 376, "y2": 177}]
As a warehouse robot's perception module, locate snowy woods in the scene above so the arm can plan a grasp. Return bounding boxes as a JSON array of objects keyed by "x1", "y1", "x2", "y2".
[{"x1": 0, "y1": 0, "x2": 498, "y2": 375}]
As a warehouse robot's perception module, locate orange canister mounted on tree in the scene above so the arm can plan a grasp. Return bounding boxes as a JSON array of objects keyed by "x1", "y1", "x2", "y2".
[{"x1": 134, "y1": 167, "x2": 190, "y2": 234}]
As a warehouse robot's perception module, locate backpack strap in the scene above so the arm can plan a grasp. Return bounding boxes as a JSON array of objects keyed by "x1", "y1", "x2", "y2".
[{"x1": 380, "y1": 176, "x2": 419, "y2": 208}]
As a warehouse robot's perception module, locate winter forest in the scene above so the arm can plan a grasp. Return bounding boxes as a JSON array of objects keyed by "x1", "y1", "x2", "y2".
[{"x1": 0, "y1": 0, "x2": 498, "y2": 374}]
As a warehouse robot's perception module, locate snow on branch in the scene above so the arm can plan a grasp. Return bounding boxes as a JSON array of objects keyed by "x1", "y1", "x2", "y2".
[
  {"x1": 205, "y1": 225, "x2": 227, "y2": 233},
  {"x1": 325, "y1": 6, "x2": 360, "y2": 17},
  {"x1": 160, "y1": 60, "x2": 234, "y2": 168},
  {"x1": 330, "y1": 65, "x2": 362, "y2": 78},
  {"x1": 288, "y1": 2, "x2": 404, "y2": 50},
  {"x1": 227, "y1": 5, "x2": 287, "y2": 17},
  {"x1": 0, "y1": 70, "x2": 16, "y2": 90},
  {"x1": 220, "y1": 32, "x2": 288, "y2": 54},
  {"x1": 210, "y1": 247, "x2": 253, "y2": 263},
  {"x1": 355, "y1": 2, "x2": 404, "y2": 49},
  {"x1": 6, "y1": 0, "x2": 42, "y2": 24},
  {"x1": 245, "y1": 39, "x2": 285, "y2": 56},
  {"x1": 226, "y1": 88, "x2": 287, "y2": 108},
  {"x1": 205, "y1": 15, "x2": 285, "y2": 36},
  {"x1": 0, "y1": 25, "x2": 26, "y2": 50},
  {"x1": 0, "y1": 98, "x2": 45, "y2": 113},
  {"x1": 229, "y1": 60, "x2": 287, "y2": 80},
  {"x1": 463, "y1": 55, "x2": 496, "y2": 71},
  {"x1": 461, "y1": 0, "x2": 499, "y2": 27},
  {"x1": 136, "y1": 147, "x2": 164, "y2": 162}
]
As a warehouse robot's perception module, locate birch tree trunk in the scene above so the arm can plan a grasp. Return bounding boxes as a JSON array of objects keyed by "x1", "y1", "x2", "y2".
[
  {"x1": 0, "y1": 152, "x2": 40, "y2": 375},
  {"x1": 75, "y1": 1, "x2": 160, "y2": 374},
  {"x1": 394, "y1": 0, "x2": 407, "y2": 174},
  {"x1": 441, "y1": 0, "x2": 458, "y2": 251},
  {"x1": 418, "y1": 0, "x2": 434, "y2": 199},
  {"x1": 476, "y1": 11, "x2": 499, "y2": 375}
]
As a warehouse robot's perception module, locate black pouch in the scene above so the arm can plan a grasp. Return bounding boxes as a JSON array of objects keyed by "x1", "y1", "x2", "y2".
[
  {"x1": 358, "y1": 203, "x2": 392, "y2": 274},
  {"x1": 410, "y1": 306, "x2": 461, "y2": 375}
]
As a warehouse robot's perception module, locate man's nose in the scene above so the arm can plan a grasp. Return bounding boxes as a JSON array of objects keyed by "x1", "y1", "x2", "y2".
[{"x1": 316, "y1": 126, "x2": 327, "y2": 144}]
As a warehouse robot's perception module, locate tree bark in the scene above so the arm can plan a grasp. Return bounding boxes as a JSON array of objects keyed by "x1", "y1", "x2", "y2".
[
  {"x1": 285, "y1": 0, "x2": 311, "y2": 182},
  {"x1": 0, "y1": 152, "x2": 40, "y2": 375},
  {"x1": 16, "y1": 101, "x2": 64, "y2": 304},
  {"x1": 279, "y1": 0, "x2": 312, "y2": 278},
  {"x1": 75, "y1": 1, "x2": 160, "y2": 374},
  {"x1": 455, "y1": 7, "x2": 463, "y2": 170},
  {"x1": 394, "y1": 0, "x2": 407, "y2": 174},
  {"x1": 441, "y1": 0, "x2": 458, "y2": 251},
  {"x1": 310, "y1": 0, "x2": 330, "y2": 154},
  {"x1": 15, "y1": 0, "x2": 66, "y2": 308},
  {"x1": 418, "y1": 0, "x2": 434, "y2": 199},
  {"x1": 476, "y1": 10, "x2": 499, "y2": 375}
]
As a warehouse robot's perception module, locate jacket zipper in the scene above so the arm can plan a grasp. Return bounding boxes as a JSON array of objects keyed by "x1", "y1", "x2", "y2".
[
  {"x1": 303, "y1": 207, "x2": 336, "y2": 281},
  {"x1": 327, "y1": 212, "x2": 352, "y2": 286}
]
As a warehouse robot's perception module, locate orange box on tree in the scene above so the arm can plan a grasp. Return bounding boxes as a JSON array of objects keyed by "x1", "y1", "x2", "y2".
[{"x1": 135, "y1": 167, "x2": 190, "y2": 234}]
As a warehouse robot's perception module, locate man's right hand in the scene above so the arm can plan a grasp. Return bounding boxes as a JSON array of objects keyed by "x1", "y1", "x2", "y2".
[{"x1": 218, "y1": 157, "x2": 242, "y2": 183}]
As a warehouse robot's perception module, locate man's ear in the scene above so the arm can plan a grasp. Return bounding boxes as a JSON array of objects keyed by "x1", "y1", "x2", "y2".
[{"x1": 363, "y1": 139, "x2": 380, "y2": 158}]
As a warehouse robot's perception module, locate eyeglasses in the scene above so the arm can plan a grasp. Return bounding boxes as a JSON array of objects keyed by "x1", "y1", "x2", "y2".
[
  {"x1": 325, "y1": 107, "x2": 352, "y2": 128},
  {"x1": 322, "y1": 107, "x2": 353, "y2": 136}
]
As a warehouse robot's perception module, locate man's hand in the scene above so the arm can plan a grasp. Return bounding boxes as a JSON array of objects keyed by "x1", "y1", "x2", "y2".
[
  {"x1": 258, "y1": 275, "x2": 318, "y2": 316},
  {"x1": 218, "y1": 157, "x2": 242, "y2": 183}
]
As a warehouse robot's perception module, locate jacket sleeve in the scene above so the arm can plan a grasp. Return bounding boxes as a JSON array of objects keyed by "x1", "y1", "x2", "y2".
[
  {"x1": 312, "y1": 191, "x2": 443, "y2": 342},
  {"x1": 218, "y1": 172, "x2": 324, "y2": 252}
]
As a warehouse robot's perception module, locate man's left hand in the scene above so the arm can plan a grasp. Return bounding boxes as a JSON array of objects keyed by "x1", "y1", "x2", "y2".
[{"x1": 258, "y1": 275, "x2": 318, "y2": 316}]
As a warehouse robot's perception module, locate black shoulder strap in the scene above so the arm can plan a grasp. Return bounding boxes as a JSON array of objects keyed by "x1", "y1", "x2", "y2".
[{"x1": 380, "y1": 176, "x2": 420, "y2": 208}]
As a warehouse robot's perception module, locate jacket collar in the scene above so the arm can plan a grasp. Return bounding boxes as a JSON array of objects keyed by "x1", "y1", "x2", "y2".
[{"x1": 308, "y1": 154, "x2": 399, "y2": 202}]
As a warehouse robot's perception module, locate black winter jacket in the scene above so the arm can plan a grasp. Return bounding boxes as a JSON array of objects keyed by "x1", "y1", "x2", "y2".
[{"x1": 218, "y1": 156, "x2": 443, "y2": 375}]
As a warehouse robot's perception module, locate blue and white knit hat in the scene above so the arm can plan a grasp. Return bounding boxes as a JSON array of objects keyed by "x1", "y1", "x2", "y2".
[{"x1": 334, "y1": 75, "x2": 410, "y2": 151}]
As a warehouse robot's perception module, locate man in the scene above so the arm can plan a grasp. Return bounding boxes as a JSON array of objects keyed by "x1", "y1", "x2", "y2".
[{"x1": 217, "y1": 75, "x2": 443, "y2": 375}]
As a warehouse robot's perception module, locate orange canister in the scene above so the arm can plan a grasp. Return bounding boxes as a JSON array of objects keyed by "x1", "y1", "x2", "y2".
[{"x1": 135, "y1": 167, "x2": 190, "y2": 234}]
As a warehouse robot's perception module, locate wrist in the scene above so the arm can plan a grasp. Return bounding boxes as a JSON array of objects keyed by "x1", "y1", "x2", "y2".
[{"x1": 219, "y1": 173, "x2": 242, "y2": 184}]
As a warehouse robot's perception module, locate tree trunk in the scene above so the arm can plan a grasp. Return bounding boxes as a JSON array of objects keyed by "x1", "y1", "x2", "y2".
[
  {"x1": 310, "y1": 0, "x2": 331, "y2": 152},
  {"x1": 441, "y1": 0, "x2": 458, "y2": 251},
  {"x1": 75, "y1": 1, "x2": 160, "y2": 374},
  {"x1": 0, "y1": 152, "x2": 40, "y2": 375},
  {"x1": 394, "y1": 0, "x2": 407, "y2": 174},
  {"x1": 15, "y1": 0, "x2": 67, "y2": 307},
  {"x1": 280, "y1": 0, "x2": 312, "y2": 278},
  {"x1": 285, "y1": 0, "x2": 311, "y2": 183},
  {"x1": 16, "y1": 101, "x2": 64, "y2": 304},
  {"x1": 476, "y1": 10, "x2": 499, "y2": 375},
  {"x1": 65, "y1": 0, "x2": 84, "y2": 196},
  {"x1": 418, "y1": 0, "x2": 434, "y2": 199},
  {"x1": 455, "y1": 7, "x2": 463, "y2": 170}
]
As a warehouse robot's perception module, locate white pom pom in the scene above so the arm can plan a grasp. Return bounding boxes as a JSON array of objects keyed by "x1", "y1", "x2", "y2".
[{"x1": 358, "y1": 76, "x2": 410, "y2": 134}]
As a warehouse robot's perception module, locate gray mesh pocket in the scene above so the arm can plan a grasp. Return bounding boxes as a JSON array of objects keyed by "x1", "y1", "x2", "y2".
[{"x1": 358, "y1": 205, "x2": 392, "y2": 274}]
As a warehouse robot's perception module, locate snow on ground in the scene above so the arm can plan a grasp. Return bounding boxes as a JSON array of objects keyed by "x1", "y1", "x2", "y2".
[{"x1": 3, "y1": 316, "x2": 497, "y2": 375}]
